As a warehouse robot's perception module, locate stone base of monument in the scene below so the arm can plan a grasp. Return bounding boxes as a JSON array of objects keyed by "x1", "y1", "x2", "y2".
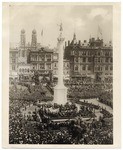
[{"x1": 53, "y1": 84, "x2": 67, "y2": 105}]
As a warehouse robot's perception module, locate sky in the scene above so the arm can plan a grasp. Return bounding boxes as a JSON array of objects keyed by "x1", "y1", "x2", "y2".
[{"x1": 9, "y1": 4, "x2": 113, "y2": 48}]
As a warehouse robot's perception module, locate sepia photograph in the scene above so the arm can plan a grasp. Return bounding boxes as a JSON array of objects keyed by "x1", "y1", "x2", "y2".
[{"x1": 2, "y1": 2, "x2": 121, "y2": 148}]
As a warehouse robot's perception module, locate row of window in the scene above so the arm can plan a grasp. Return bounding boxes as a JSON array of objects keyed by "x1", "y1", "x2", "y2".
[
  {"x1": 32, "y1": 64, "x2": 52, "y2": 70},
  {"x1": 71, "y1": 50, "x2": 112, "y2": 57},
  {"x1": 10, "y1": 58, "x2": 17, "y2": 64},
  {"x1": 74, "y1": 57, "x2": 113, "y2": 63},
  {"x1": 74, "y1": 65, "x2": 113, "y2": 71},
  {"x1": 19, "y1": 68, "x2": 30, "y2": 73},
  {"x1": 31, "y1": 54, "x2": 52, "y2": 62}
]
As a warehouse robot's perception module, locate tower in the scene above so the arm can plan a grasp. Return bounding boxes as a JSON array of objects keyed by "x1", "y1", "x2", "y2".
[
  {"x1": 72, "y1": 33, "x2": 77, "y2": 44},
  {"x1": 53, "y1": 23, "x2": 67, "y2": 105},
  {"x1": 20, "y1": 29, "x2": 26, "y2": 48},
  {"x1": 19, "y1": 29, "x2": 27, "y2": 64},
  {"x1": 31, "y1": 29, "x2": 37, "y2": 48}
]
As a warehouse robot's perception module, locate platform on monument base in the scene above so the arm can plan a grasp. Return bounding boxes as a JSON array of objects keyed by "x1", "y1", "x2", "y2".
[{"x1": 53, "y1": 84, "x2": 67, "y2": 105}]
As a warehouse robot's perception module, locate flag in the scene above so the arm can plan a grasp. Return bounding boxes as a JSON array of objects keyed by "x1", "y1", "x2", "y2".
[
  {"x1": 98, "y1": 25, "x2": 102, "y2": 35},
  {"x1": 41, "y1": 30, "x2": 43, "y2": 36}
]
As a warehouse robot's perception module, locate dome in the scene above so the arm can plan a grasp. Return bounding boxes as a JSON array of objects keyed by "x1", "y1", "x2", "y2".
[
  {"x1": 32, "y1": 29, "x2": 37, "y2": 34},
  {"x1": 21, "y1": 29, "x2": 25, "y2": 34}
]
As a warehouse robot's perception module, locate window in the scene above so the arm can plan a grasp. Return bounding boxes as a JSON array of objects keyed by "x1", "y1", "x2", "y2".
[
  {"x1": 39, "y1": 55, "x2": 45, "y2": 61},
  {"x1": 110, "y1": 66, "x2": 113, "y2": 71},
  {"x1": 105, "y1": 58, "x2": 109, "y2": 63},
  {"x1": 95, "y1": 58, "x2": 97, "y2": 62},
  {"x1": 110, "y1": 58, "x2": 113, "y2": 63},
  {"x1": 33, "y1": 64, "x2": 37, "y2": 70},
  {"x1": 105, "y1": 52, "x2": 109, "y2": 57},
  {"x1": 12, "y1": 58, "x2": 16, "y2": 63},
  {"x1": 40, "y1": 64, "x2": 45, "y2": 69},
  {"x1": 46, "y1": 63, "x2": 51, "y2": 69},
  {"x1": 31, "y1": 55, "x2": 37, "y2": 61},
  {"x1": 98, "y1": 66, "x2": 100, "y2": 71},
  {"x1": 88, "y1": 51, "x2": 91, "y2": 56},
  {"x1": 12, "y1": 65, "x2": 15, "y2": 71},
  {"x1": 83, "y1": 51, "x2": 86, "y2": 55},
  {"x1": 54, "y1": 62, "x2": 57, "y2": 67},
  {"x1": 22, "y1": 50, "x2": 25, "y2": 57},
  {"x1": 34, "y1": 55, "x2": 37, "y2": 61},
  {"x1": 98, "y1": 52, "x2": 100, "y2": 56},
  {"x1": 74, "y1": 57, "x2": 78, "y2": 62},
  {"x1": 12, "y1": 53, "x2": 15, "y2": 57},
  {"x1": 83, "y1": 57, "x2": 86, "y2": 62},
  {"x1": 105, "y1": 66, "x2": 108, "y2": 71},
  {"x1": 82, "y1": 65, "x2": 86, "y2": 70},
  {"x1": 46, "y1": 54, "x2": 51, "y2": 61},
  {"x1": 88, "y1": 57, "x2": 91, "y2": 62},
  {"x1": 88, "y1": 66, "x2": 91, "y2": 71},
  {"x1": 74, "y1": 65, "x2": 78, "y2": 71}
]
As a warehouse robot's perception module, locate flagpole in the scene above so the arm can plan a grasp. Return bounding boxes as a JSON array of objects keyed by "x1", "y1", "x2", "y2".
[{"x1": 41, "y1": 29, "x2": 43, "y2": 47}]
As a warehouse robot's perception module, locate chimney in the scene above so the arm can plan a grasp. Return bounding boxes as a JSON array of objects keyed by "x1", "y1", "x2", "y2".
[
  {"x1": 68, "y1": 40, "x2": 70, "y2": 46},
  {"x1": 78, "y1": 40, "x2": 81, "y2": 46},
  {"x1": 65, "y1": 41, "x2": 67, "y2": 48}
]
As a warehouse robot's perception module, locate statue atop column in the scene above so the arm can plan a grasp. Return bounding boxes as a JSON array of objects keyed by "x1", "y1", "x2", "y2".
[
  {"x1": 57, "y1": 23, "x2": 64, "y2": 43},
  {"x1": 53, "y1": 23, "x2": 67, "y2": 105}
]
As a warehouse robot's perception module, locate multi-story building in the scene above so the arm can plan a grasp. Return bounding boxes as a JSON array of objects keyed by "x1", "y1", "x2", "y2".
[
  {"x1": 28, "y1": 47, "x2": 54, "y2": 75},
  {"x1": 9, "y1": 29, "x2": 112, "y2": 82},
  {"x1": 9, "y1": 48, "x2": 18, "y2": 79},
  {"x1": 64, "y1": 33, "x2": 113, "y2": 81}
]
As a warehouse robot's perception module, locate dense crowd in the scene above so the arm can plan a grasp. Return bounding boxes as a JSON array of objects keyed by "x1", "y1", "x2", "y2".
[
  {"x1": 9, "y1": 83, "x2": 53, "y2": 102},
  {"x1": 66, "y1": 78, "x2": 113, "y2": 108},
  {"x1": 9, "y1": 94, "x2": 113, "y2": 144},
  {"x1": 9, "y1": 75, "x2": 113, "y2": 145}
]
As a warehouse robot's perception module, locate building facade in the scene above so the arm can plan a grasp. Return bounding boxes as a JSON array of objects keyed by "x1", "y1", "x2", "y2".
[
  {"x1": 64, "y1": 34, "x2": 113, "y2": 81},
  {"x1": 28, "y1": 47, "x2": 53, "y2": 75},
  {"x1": 9, "y1": 48, "x2": 19, "y2": 79},
  {"x1": 9, "y1": 29, "x2": 113, "y2": 82}
]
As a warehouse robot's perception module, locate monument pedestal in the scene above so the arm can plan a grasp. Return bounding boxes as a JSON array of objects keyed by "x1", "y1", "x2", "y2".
[{"x1": 54, "y1": 84, "x2": 67, "y2": 105}]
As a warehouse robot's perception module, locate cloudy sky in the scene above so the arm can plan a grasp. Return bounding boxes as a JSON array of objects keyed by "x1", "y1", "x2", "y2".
[{"x1": 9, "y1": 4, "x2": 113, "y2": 48}]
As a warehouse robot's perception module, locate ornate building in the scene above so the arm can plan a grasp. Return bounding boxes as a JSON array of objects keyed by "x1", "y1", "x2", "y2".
[
  {"x1": 64, "y1": 33, "x2": 113, "y2": 81},
  {"x1": 9, "y1": 29, "x2": 113, "y2": 82},
  {"x1": 28, "y1": 47, "x2": 53, "y2": 75}
]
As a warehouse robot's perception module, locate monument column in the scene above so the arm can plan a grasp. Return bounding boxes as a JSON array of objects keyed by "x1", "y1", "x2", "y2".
[{"x1": 53, "y1": 23, "x2": 67, "y2": 105}]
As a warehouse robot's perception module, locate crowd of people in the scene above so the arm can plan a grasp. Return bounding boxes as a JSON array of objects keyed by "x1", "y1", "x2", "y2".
[
  {"x1": 9, "y1": 100, "x2": 113, "y2": 144},
  {"x1": 9, "y1": 92, "x2": 113, "y2": 145},
  {"x1": 66, "y1": 78, "x2": 113, "y2": 108},
  {"x1": 9, "y1": 83, "x2": 53, "y2": 102},
  {"x1": 9, "y1": 75, "x2": 113, "y2": 145}
]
